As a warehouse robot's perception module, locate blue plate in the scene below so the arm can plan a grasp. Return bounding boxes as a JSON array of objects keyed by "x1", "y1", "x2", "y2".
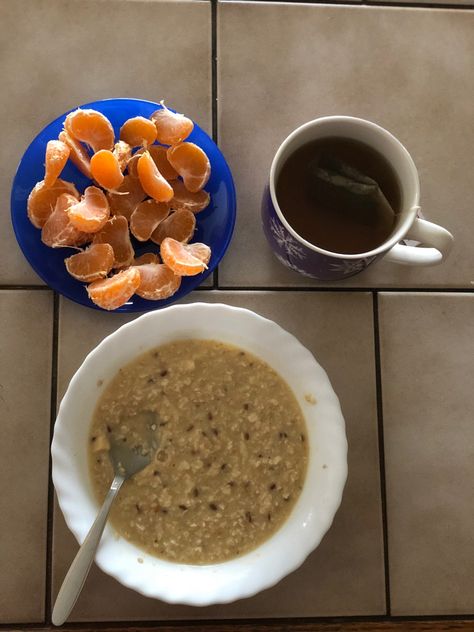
[{"x1": 11, "y1": 98, "x2": 236, "y2": 312}]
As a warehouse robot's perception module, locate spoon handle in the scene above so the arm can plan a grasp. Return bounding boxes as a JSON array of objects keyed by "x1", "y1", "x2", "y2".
[{"x1": 52, "y1": 475, "x2": 125, "y2": 626}]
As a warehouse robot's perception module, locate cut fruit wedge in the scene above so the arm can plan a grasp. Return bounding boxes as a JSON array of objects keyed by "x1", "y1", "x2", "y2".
[
  {"x1": 135, "y1": 262, "x2": 182, "y2": 300},
  {"x1": 133, "y1": 252, "x2": 161, "y2": 265},
  {"x1": 87, "y1": 267, "x2": 140, "y2": 310},
  {"x1": 160, "y1": 237, "x2": 211, "y2": 276},
  {"x1": 90, "y1": 150, "x2": 124, "y2": 191},
  {"x1": 170, "y1": 180, "x2": 210, "y2": 213},
  {"x1": 128, "y1": 145, "x2": 178, "y2": 181},
  {"x1": 92, "y1": 215, "x2": 135, "y2": 268},
  {"x1": 67, "y1": 186, "x2": 110, "y2": 233},
  {"x1": 113, "y1": 141, "x2": 132, "y2": 172},
  {"x1": 130, "y1": 200, "x2": 170, "y2": 242},
  {"x1": 27, "y1": 179, "x2": 79, "y2": 229},
  {"x1": 106, "y1": 175, "x2": 146, "y2": 221},
  {"x1": 167, "y1": 142, "x2": 210, "y2": 192},
  {"x1": 41, "y1": 193, "x2": 89, "y2": 248},
  {"x1": 64, "y1": 108, "x2": 114, "y2": 153},
  {"x1": 151, "y1": 209, "x2": 195, "y2": 245},
  {"x1": 65, "y1": 243, "x2": 114, "y2": 282},
  {"x1": 44, "y1": 140, "x2": 70, "y2": 187},
  {"x1": 150, "y1": 103, "x2": 194, "y2": 145},
  {"x1": 137, "y1": 151, "x2": 174, "y2": 202},
  {"x1": 58, "y1": 130, "x2": 92, "y2": 179},
  {"x1": 120, "y1": 116, "x2": 157, "y2": 148}
]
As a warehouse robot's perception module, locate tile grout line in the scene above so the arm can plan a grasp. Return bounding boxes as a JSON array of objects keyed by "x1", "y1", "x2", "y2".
[
  {"x1": 211, "y1": 0, "x2": 220, "y2": 290},
  {"x1": 372, "y1": 291, "x2": 392, "y2": 616},
  {"x1": 44, "y1": 291, "x2": 59, "y2": 624},
  {"x1": 248, "y1": 0, "x2": 474, "y2": 9},
  {"x1": 212, "y1": 286, "x2": 474, "y2": 293},
  {"x1": 3, "y1": 614, "x2": 474, "y2": 630}
]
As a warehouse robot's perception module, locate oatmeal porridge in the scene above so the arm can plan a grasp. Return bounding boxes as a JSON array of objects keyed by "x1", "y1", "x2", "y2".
[{"x1": 89, "y1": 339, "x2": 308, "y2": 564}]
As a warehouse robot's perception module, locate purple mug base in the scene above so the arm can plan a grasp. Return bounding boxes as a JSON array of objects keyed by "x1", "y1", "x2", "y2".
[{"x1": 261, "y1": 186, "x2": 379, "y2": 281}]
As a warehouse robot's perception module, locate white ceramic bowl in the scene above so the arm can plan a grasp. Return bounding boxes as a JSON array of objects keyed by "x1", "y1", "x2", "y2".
[{"x1": 52, "y1": 303, "x2": 347, "y2": 606}]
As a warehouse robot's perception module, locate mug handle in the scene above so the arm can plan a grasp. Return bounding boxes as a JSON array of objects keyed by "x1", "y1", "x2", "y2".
[{"x1": 384, "y1": 210, "x2": 454, "y2": 266}]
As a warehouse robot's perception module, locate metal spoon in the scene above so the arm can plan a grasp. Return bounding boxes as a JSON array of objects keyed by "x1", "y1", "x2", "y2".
[{"x1": 52, "y1": 433, "x2": 152, "y2": 626}]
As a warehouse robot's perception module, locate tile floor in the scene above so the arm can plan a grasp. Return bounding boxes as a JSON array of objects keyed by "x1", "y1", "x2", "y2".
[{"x1": 1, "y1": 0, "x2": 473, "y2": 626}]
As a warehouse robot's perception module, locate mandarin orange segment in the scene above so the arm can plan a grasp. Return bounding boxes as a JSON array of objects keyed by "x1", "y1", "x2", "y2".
[
  {"x1": 27, "y1": 178, "x2": 79, "y2": 228},
  {"x1": 133, "y1": 252, "x2": 161, "y2": 265},
  {"x1": 67, "y1": 186, "x2": 110, "y2": 233},
  {"x1": 128, "y1": 146, "x2": 178, "y2": 181},
  {"x1": 41, "y1": 193, "x2": 89, "y2": 248},
  {"x1": 150, "y1": 103, "x2": 194, "y2": 145},
  {"x1": 151, "y1": 209, "x2": 196, "y2": 245},
  {"x1": 59, "y1": 130, "x2": 92, "y2": 179},
  {"x1": 113, "y1": 141, "x2": 132, "y2": 172},
  {"x1": 170, "y1": 179, "x2": 210, "y2": 213},
  {"x1": 65, "y1": 243, "x2": 114, "y2": 282},
  {"x1": 120, "y1": 116, "x2": 157, "y2": 148},
  {"x1": 92, "y1": 215, "x2": 135, "y2": 268},
  {"x1": 44, "y1": 140, "x2": 70, "y2": 187},
  {"x1": 106, "y1": 174, "x2": 146, "y2": 220},
  {"x1": 160, "y1": 237, "x2": 211, "y2": 276},
  {"x1": 137, "y1": 151, "x2": 174, "y2": 202},
  {"x1": 167, "y1": 143, "x2": 210, "y2": 193},
  {"x1": 87, "y1": 267, "x2": 140, "y2": 310},
  {"x1": 148, "y1": 145, "x2": 178, "y2": 180},
  {"x1": 130, "y1": 199, "x2": 170, "y2": 242},
  {"x1": 64, "y1": 108, "x2": 114, "y2": 153},
  {"x1": 90, "y1": 150, "x2": 124, "y2": 191},
  {"x1": 134, "y1": 262, "x2": 181, "y2": 300}
]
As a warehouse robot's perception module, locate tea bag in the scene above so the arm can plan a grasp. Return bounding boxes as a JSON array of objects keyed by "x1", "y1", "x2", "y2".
[{"x1": 308, "y1": 154, "x2": 396, "y2": 230}]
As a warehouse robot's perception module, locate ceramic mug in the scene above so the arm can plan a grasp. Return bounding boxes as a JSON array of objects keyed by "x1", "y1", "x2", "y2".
[{"x1": 262, "y1": 116, "x2": 454, "y2": 280}]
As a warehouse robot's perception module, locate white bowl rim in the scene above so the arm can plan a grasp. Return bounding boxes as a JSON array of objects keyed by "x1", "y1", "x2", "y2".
[{"x1": 52, "y1": 302, "x2": 348, "y2": 606}]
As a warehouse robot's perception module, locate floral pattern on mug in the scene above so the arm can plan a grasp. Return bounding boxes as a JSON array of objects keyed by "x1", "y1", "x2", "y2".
[{"x1": 269, "y1": 218, "x2": 306, "y2": 260}]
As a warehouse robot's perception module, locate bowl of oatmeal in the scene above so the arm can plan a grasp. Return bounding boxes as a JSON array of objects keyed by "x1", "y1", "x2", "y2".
[{"x1": 52, "y1": 303, "x2": 347, "y2": 605}]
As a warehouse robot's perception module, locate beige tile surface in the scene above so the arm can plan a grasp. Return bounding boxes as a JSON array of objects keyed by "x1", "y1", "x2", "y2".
[
  {"x1": 52, "y1": 291, "x2": 384, "y2": 620},
  {"x1": 0, "y1": 290, "x2": 53, "y2": 622},
  {"x1": 218, "y1": 3, "x2": 474, "y2": 289},
  {"x1": 379, "y1": 292, "x2": 474, "y2": 615},
  {"x1": 1, "y1": 0, "x2": 211, "y2": 285},
  {"x1": 371, "y1": 0, "x2": 473, "y2": 4}
]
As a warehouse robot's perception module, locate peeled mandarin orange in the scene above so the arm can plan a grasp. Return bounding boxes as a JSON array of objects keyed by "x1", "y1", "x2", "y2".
[
  {"x1": 128, "y1": 145, "x2": 178, "y2": 181},
  {"x1": 148, "y1": 145, "x2": 178, "y2": 180},
  {"x1": 59, "y1": 130, "x2": 92, "y2": 179},
  {"x1": 160, "y1": 237, "x2": 211, "y2": 276},
  {"x1": 126, "y1": 149, "x2": 142, "y2": 179},
  {"x1": 87, "y1": 267, "x2": 140, "y2": 310},
  {"x1": 67, "y1": 186, "x2": 110, "y2": 233},
  {"x1": 65, "y1": 243, "x2": 114, "y2": 282},
  {"x1": 167, "y1": 142, "x2": 210, "y2": 192},
  {"x1": 135, "y1": 262, "x2": 181, "y2": 300},
  {"x1": 137, "y1": 150, "x2": 174, "y2": 202},
  {"x1": 92, "y1": 215, "x2": 135, "y2": 268},
  {"x1": 133, "y1": 252, "x2": 161, "y2": 265},
  {"x1": 27, "y1": 178, "x2": 79, "y2": 228},
  {"x1": 41, "y1": 193, "x2": 89, "y2": 248},
  {"x1": 64, "y1": 108, "x2": 114, "y2": 153},
  {"x1": 113, "y1": 141, "x2": 132, "y2": 172},
  {"x1": 150, "y1": 103, "x2": 194, "y2": 145},
  {"x1": 151, "y1": 209, "x2": 196, "y2": 245},
  {"x1": 170, "y1": 179, "x2": 210, "y2": 213},
  {"x1": 90, "y1": 150, "x2": 124, "y2": 191},
  {"x1": 120, "y1": 116, "x2": 157, "y2": 148},
  {"x1": 130, "y1": 199, "x2": 170, "y2": 242},
  {"x1": 106, "y1": 175, "x2": 146, "y2": 220},
  {"x1": 44, "y1": 140, "x2": 70, "y2": 187}
]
